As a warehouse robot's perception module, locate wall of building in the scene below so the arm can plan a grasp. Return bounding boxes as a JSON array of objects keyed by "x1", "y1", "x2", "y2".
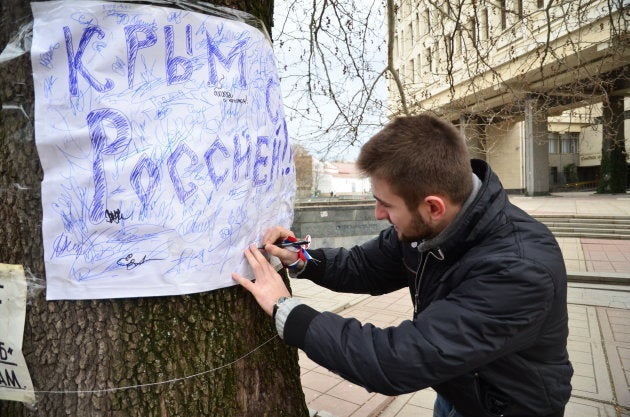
[
  {"x1": 486, "y1": 121, "x2": 523, "y2": 192},
  {"x1": 389, "y1": 0, "x2": 620, "y2": 116},
  {"x1": 292, "y1": 203, "x2": 388, "y2": 248},
  {"x1": 294, "y1": 147, "x2": 315, "y2": 198},
  {"x1": 389, "y1": 0, "x2": 626, "y2": 193},
  {"x1": 580, "y1": 125, "x2": 603, "y2": 168},
  {"x1": 328, "y1": 176, "x2": 371, "y2": 196}
]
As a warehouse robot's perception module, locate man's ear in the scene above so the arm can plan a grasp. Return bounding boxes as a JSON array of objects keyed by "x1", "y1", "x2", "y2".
[{"x1": 419, "y1": 195, "x2": 447, "y2": 221}]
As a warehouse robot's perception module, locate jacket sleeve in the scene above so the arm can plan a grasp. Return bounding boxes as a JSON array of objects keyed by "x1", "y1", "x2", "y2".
[
  {"x1": 298, "y1": 226, "x2": 408, "y2": 295},
  {"x1": 283, "y1": 257, "x2": 557, "y2": 396}
]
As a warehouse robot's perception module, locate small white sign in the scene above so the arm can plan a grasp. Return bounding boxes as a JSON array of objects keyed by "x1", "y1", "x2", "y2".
[{"x1": 0, "y1": 264, "x2": 36, "y2": 403}]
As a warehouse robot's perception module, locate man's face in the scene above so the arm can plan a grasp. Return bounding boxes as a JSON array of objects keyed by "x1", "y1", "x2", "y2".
[{"x1": 371, "y1": 177, "x2": 435, "y2": 242}]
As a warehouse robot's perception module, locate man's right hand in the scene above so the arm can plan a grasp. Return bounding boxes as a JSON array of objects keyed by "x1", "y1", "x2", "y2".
[{"x1": 261, "y1": 226, "x2": 302, "y2": 268}]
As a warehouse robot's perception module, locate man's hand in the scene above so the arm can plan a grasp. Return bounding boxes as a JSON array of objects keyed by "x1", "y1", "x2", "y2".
[
  {"x1": 259, "y1": 226, "x2": 301, "y2": 267},
  {"x1": 232, "y1": 244, "x2": 291, "y2": 316}
]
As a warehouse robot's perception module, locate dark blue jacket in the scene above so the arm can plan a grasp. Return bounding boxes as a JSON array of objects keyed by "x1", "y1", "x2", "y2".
[{"x1": 284, "y1": 159, "x2": 573, "y2": 416}]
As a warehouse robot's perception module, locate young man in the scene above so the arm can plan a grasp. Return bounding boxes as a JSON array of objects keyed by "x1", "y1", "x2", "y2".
[{"x1": 232, "y1": 114, "x2": 573, "y2": 417}]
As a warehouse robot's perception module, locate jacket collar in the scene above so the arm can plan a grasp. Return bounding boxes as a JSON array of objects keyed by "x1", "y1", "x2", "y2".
[{"x1": 415, "y1": 159, "x2": 508, "y2": 257}]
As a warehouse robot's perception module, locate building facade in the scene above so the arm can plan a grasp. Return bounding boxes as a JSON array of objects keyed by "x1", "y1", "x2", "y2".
[
  {"x1": 390, "y1": 0, "x2": 628, "y2": 194},
  {"x1": 293, "y1": 146, "x2": 371, "y2": 199}
]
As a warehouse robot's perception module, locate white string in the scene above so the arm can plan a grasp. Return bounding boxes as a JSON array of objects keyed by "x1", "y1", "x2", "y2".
[{"x1": 25, "y1": 335, "x2": 278, "y2": 395}]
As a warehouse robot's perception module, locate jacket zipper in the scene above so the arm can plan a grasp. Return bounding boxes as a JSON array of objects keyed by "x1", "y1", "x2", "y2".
[{"x1": 413, "y1": 248, "x2": 444, "y2": 316}]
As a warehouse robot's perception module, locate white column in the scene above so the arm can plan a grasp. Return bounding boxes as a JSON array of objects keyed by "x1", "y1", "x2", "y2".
[{"x1": 524, "y1": 97, "x2": 550, "y2": 196}]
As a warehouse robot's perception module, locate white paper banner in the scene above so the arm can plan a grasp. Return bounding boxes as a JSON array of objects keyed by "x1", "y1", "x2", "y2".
[
  {"x1": 0, "y1": 264, "x2": 36, "y2": 403},
  {"x1": 30, "y1": 1, "x2": 295, "y2": 300}
]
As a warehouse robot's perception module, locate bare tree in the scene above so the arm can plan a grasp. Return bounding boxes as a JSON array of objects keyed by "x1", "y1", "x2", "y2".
[
  {"x1": 279, "y1": 0, "x2": 627, "y2": 191},
  {"x1": 274, "y1": 0, "x2": 390, "y2": 160},
  {"x1": 598, "y1": 69, "x2": 629, "y2": 193}
]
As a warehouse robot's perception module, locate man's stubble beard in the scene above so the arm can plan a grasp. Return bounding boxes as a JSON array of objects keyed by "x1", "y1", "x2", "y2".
[{"x1": 397, "y1": 214, "x2": 437, "y2": 243}]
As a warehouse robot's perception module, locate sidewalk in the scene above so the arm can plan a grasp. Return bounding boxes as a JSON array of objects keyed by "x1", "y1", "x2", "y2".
[{"x1": 292, "y1": 192, "x2": 630, "y2": 417}]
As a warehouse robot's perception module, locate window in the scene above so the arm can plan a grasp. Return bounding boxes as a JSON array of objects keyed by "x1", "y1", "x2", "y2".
[
  {"x1": 537, "y1": 0, "x2": 545, "y2": 8},
  {"x1": 480, "y1": 8, "x2": 489, "y2": 41},
  {"x1": 445, "y1": 35, "x2": 451, "y2": 58},
  {"x1": 497, "y1": 0, "x2": 524, "y2": 29},
  {"x1": 424, "y1": 9, "x2": 431, "y2": 35},
  {"x1": 467, "y1": 18, "x2": 477, "y2": 44},
  {"x1": 446, "y1": 34, "x2": 457, "y2": 57},
  {"x1": 548, "y1": 133, "x2": 559, "y2": 154},
  {"x1": 561, "y1": 133, "x2": 578, "y2": 154},
  {"x1": 425, "y1": 47, "x2": 432, "y2": 72},
  {"x1": 515, "y1": 0, "x2": 523, "y2": 20},
  {"x1": 400, "y1": 29, "x2": 405, "y2": 56},
  {"x1": 549, "y1": 132, "x2": 578, "y2": 154},
  {"x1": 433, "y1": 40, "x2": 440, "y2": 70}
]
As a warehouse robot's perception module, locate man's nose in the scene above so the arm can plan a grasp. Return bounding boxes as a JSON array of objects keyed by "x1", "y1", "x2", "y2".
[{"x1": 374, "y1": 203, "x2": 388, "y2": 221}]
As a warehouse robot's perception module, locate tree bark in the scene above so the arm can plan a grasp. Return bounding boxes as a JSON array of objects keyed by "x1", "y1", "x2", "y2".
[
  {"x1": 0, "y1": 1, "x2": 309, "y2": 416},
  {"x1": 598, "y1": 67, "x2": 629, "y2": 194}
]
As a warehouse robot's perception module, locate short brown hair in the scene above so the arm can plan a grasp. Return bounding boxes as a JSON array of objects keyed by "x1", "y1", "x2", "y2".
[{"x1": 357, "y1": 114, "x2": 473, "y2": 209}]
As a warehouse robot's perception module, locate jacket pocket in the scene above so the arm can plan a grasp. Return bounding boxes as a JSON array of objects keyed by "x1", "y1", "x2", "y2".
[{"x1": 473, "y1": 372, "x2": 512, "y2": 417}]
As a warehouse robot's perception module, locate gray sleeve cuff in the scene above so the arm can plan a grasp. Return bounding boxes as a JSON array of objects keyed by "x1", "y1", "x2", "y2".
[
  {"x1": 274, "y1": 297, "x2": 303, "y2": 339},
  {"x1": 287, "y1": 261, "x2": 308, "y2": 278}
]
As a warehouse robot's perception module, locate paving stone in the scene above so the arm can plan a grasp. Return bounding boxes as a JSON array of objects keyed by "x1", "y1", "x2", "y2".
[
  {"x1": 597, "y1": 307, "x2": 630, "y2": 408},
  {"x1": 348, "y1": 394, "x2": 392, "y2": 417},
  {"x1": 308, "y1": 393, "x2": 360, "y2": 417},
  {"x1": 375, "y1": 393, "x2": 415, "y2": 417},
  {"x1": 407, "y1": 388, "x2": 436, "y2": 408},
  {"x1": 301, "y1": 370, "x2": 344, "y2": 393},
  {"x1": 568, "y1": 305, "x2": 615, "y2": 402},
  {"x1": 565, "y1": 397, "x2": 617, "y2": 417},
  {"x1": 327, "y1": 381, "x2": 373, "y2": 405}
]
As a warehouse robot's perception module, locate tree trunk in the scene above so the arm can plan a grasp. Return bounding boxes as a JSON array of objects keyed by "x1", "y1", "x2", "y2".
[
  {"x1": 0, "y1": 1, "x2": 309, "y2": 416},
  {"x1": 598, "y1": 68, "x2": 629, "y2": 194}
]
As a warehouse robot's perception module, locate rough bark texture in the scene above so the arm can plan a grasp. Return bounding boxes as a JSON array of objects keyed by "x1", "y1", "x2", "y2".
[
  {"x1": 0, "y1": 0, "x2": 309, "y2": 416},
  {"x1": 598, "y1": 67, "x2": 629, "y2": 194}
]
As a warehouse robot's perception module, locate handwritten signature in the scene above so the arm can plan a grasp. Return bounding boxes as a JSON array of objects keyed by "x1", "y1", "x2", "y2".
[
  {"x1": 105, "y1": 208, "x2": 129, "y2": 224},
  {"x1": 116, "y1": 253, "x2": 157, "y2": 270}
]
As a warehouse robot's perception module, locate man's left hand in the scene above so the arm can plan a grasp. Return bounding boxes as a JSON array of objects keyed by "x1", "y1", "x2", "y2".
[{"x1": 232, "y1": 244, "x2": 291, "y2": 316}]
